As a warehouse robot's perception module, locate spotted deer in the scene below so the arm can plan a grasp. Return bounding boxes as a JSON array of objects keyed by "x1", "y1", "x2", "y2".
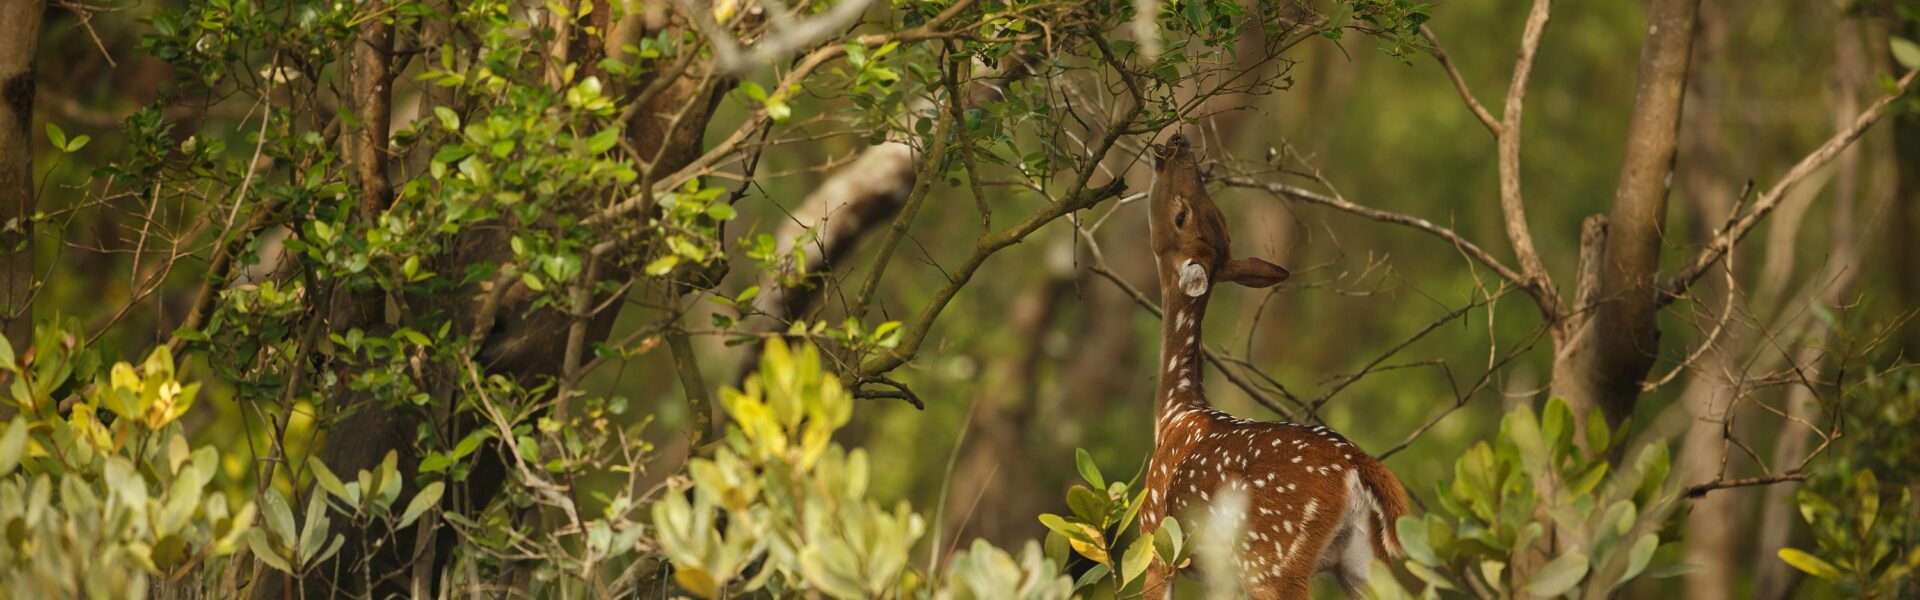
[{"x1": 1137, "y1": 132, "x2": 1411, "y2": 599}]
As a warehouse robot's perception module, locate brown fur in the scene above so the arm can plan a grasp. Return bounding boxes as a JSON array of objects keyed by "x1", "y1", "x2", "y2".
[{"x1": 1136, "y1": 133, "x2": 1409, "y2": 599}]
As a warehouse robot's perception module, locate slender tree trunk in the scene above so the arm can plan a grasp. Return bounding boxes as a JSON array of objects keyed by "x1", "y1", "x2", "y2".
[
  {"x1": 1553, "y1": 0, "x2": 1700, "y2": 426},
  {"x1": 0, "y1": 0, "x2": 44, "y2": 358},
  {"x1": 1672, "y1": 8, "x2": 1743, "y2": 597},
  {"x1": 1754, "y1": 14, "x2": 1897, "y2": 597}
]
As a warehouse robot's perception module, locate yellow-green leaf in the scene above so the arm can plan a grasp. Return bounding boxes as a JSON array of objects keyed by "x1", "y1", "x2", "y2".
[{"x1": 1777, "y1": 548, "x2": 1843, "y2": 581}]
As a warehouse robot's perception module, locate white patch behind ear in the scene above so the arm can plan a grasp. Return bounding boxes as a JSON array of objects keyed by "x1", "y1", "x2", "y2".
[{"x1": 1178, "y1": 260, "x2": 1209, "y2": 297}]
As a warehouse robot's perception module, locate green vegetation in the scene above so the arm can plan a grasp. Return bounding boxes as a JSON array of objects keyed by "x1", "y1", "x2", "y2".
[{"x1": 2, "y1": 0, "x2": 1917, "y2": 597}]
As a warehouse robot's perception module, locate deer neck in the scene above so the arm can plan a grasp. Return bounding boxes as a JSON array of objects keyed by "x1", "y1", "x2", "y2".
[{"x1": 1154, "y1": 286, "x2": 1212, "y2": 440}]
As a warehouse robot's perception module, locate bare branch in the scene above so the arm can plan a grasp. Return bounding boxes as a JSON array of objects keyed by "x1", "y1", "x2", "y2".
[
  {"x1": 1494, "y1": 0, "x2": 1562, "y2": 321},
  {"x1": 1420, "y1": 25, "x2": 1500, "y2": 137},
  {"x1": 1662, "y1": 68, "x2": 1918, "y2": 301},
  {"x1": 1684, "y1": 473, "x2": 1807, "y2": 499},
  {"x1": 1218, "y1": 176, "x2": 1528, "y2": 289}
]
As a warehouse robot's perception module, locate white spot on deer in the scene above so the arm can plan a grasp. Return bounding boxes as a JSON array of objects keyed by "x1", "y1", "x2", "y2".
[{"x1": 1291, "y1": 456, "x2": 1302, "y2": 464}]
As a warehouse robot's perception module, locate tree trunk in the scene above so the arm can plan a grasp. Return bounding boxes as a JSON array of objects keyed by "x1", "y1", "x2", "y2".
[
  {"x1": 1552, "y1": 0, "x2": 1700, "y2": 426},
  {"x1": 0, "y1": 0, "x2": 44, "y2": 358},
  {"x1": 1753, "y1": 14, "x2": 1897, "y2": 597},
  {"x1": 1673, "y1": 8, "x2": 1741, "y2": 598}
]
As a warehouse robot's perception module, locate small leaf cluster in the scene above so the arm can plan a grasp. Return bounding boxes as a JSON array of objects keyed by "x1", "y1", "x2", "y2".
[
  {"x1": 1036, "y1": 449, "x2": 1190, "y2": 596},
  {"x1": 652, "y1": 340, "x2": 1072, "y2": 599},
  {"x1": 0, "y1": 325, "x2": 253, "y2": 598},
  {"x1": 1775, "y1": 361, "x2": 1920, "y2": 598},
  {"x1": 1378, "y1": 398, "x2": 1690, "y2": 599}
]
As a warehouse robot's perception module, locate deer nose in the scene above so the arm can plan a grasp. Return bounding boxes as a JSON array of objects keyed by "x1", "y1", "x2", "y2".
[{"x1": 1169, "y1": 132, "x2": 1189, "y2": 149}]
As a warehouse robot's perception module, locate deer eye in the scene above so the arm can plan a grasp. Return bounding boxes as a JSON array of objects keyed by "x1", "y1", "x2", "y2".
[{"x1": 1175, "y1": 209, "x2": 1188, "y2": 228}]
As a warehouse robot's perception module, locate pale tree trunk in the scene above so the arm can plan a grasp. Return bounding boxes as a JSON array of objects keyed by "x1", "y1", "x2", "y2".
[
  {"x1": 1552, "y1": 0, "x2": 1700, "y2": 426},
  {"x1": 0, "y1": 0, "x2": 44, "y2": 356},
  {"x1": 1673, "y1": 6, "x2": 1741, "y2": 597},
  {"x1": 1752, "y1": 14, "x2": 1897, "y2": 598}
]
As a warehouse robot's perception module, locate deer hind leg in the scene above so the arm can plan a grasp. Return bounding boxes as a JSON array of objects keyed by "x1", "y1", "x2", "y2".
[{"x1": 1326, "y1": 485, "x2": 1379, "y2": 598}]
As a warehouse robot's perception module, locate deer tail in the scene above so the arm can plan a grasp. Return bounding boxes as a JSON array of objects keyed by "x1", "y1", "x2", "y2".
[{"x1": 1355, "y1": 455, "x2": 1411, "y2": 559}]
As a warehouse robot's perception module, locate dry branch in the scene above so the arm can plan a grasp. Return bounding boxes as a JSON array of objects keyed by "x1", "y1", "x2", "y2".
[{"x1": 1662, "y1": 68, "x2": 1918, "y2": 302}]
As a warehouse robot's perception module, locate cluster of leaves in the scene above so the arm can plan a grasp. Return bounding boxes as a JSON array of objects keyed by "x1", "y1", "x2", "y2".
[
  {"x1": 1376, "y1": 398, "x2": 1691, "y2": 599},
  {"x1": 652, "y1": 340, "x2": 1072, "y2": 598},
  {"x1": 1775, "y1": 361, "x2": 1920, "y2": 598},
  {"x1": 1033, "y1": 450, "x2": 1193, "y2": 596},
  {"x1": 1325, "y1": 0, "x2": 1434, "y2": 61},
  {"x1": 0, "y1": 326, "x2": 252, "y2": 598}
]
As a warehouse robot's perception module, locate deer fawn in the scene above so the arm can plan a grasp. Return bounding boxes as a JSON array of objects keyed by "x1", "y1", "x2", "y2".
[{"x1": 1137, "y1": 132, "x2": 1410, "y2": 599}]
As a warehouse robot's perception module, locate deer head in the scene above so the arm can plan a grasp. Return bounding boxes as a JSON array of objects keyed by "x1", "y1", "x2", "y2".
[{"x1": 1148, "y1": 132, "x2": 1290, "y2": 301}]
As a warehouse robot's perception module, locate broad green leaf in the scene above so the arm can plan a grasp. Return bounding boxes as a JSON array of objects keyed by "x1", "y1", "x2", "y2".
[
  {"x1": 1076, "y1": 448, "x2": 1105, "y2": 490},
  {"x1": 308, "y1": 456, "x2": 352, "y2": 503},
  {"x1": 0, "y1": 418, "x2": 25, "y2": 476},
  {"x1": 1397, "y1": 515, "x2": 1439, "y2": 566},
  {"x1": 434, "y1": 106, "x2": 459, "y2": 130},
  {"x1": 248, "y1": 529, "x2": 292, "y2": 573},
  {"x1": 1614, "y1": 533, "x2": 1658, "y2": 588},
  {"x1": 1585, "y1": 406, "x2": 1610, "y2": 452},
  {"x1": 1523, "y1": 551, "x2": 1588, "y2": 596},
  {"x1": 261, "y1": 489, "x2": 297, "y2": 543},
  {"x1": 1072, "y1": 562, "x2": 1111, "y2": 591},
  {"x1": 1121, "y1": 535, "x2": 1155, "y2": 586},
  {"x1": 46, "y1": 123, "x2": 67, "y2": 151},
  {"x1": 398, "y1": 481, "x2": 445, "y2": 528},
  {"x1": 1893, "y1": 37, "x2": 1920, "y2": 70}
]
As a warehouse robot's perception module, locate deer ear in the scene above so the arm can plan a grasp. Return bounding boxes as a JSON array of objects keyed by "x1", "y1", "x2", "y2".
[{"x1": 1220, "y1": 257, "x2": 1289, "y2": 288}]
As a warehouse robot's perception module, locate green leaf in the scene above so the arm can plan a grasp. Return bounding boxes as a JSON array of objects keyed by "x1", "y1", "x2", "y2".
[
  {"x1": 1072, "y1": 563, "x2": 1111, "y2": 592},
  {"x1": 46, "y1": 123, "x2": 67, "y2": 151},
  {"x1": 1777, "y1": 548, "x2": 1843, "y2": 580},
  {"x1": 1121, "y1": 535, "x2": 1155, "y2": 586},
  {"x1": 1893, "y1": 37, "x2": 1920, "y2": 71},
  {"x1": 1076, "y1": 448, "x2": 1105, "y2": 490},
  {"x1": 418, "y1": 453, "x2": 454, "y2": 473},
  {"x1": 1854, "y1": 469, "x2": 1880, "y2": 536},
  {"x1": 66, "y1": 135, "x2": 90, "y2": 152},
  {"x1": 434, "y1": 106, "x2": 460, "y2": 131},
  {"x1": 1585, "y1": 406, "x2": 1610, "y2": 452},
  {"x1": 1643, "y1": 563, "x2": 1703, "y2": 578},
  {"x1": 398, "y1": 481, "x2": 445, "y2": 528},
  {"x1": 1614, "y1": 533, "x2": 1658, "y2": 588},
  {"x1": 0, "y1": 418, "x2": 25, "y2": 476},
  {"x1": 738, "y1": 81, "x2": 768, "y2": 102},
  {"x1": 308, "y1": 457, "x2": 352, "y2": 504},
  {"x1": 1067, "y1": 485, "x2": 1105, "y2": 524},
  {"x1": 261, "y1": 489, "x2": 297, "y2": 543},
  {"x1": 1397, "y1": 515, "x2": 1439, "y2": 566},
  {"x1": 587, "y1": 127, "x2": 620, "y2": 154},
  {"x1": 248, "y1": 529, "x2": 293, "y2": 573},
  {"x1": 1037, "y1": 514, "x2": 1090, "y2": 543},
  {"x1": 646, "y1": 255, "x2": 680, "y2": 276},
  {"x1": 1523, "y1": 551, "x2": 1589, "y2": 596}
]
